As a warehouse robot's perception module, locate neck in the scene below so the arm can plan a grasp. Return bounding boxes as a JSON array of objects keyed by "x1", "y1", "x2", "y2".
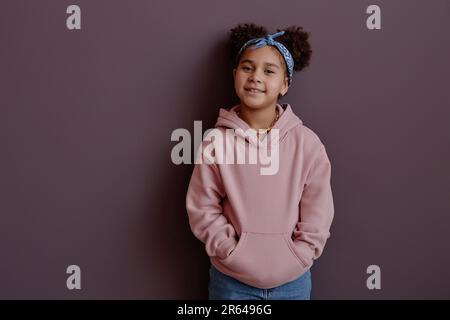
[{"x1": 237, "y1": 104, "x2": 278, "y2": 130}]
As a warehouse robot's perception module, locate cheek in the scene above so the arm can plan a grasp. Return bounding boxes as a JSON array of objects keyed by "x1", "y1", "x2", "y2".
[
  {"x1": 265, "y1": 82, "x2": 278, "y2": 93},
  {"x1": 235, "y1": 74, "x2": 247, "y2": 87},
  {"x1": 234, "y1": 77, "x2": 243, "y2": 92},
  {"x1": 266, "y1": 78, "x2": 284, "y2": 92}
]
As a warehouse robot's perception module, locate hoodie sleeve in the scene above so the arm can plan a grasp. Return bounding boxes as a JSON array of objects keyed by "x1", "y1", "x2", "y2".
[
  {"x1": 185, "y1": 145, "x2": 237, "y2": 259},
  {"x1": 292, "y1": 144, "x2": 335, "y2": 267}
]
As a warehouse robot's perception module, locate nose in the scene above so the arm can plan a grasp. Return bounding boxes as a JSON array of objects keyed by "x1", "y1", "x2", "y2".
[
  {"x1": 248, "y1": 67, "x2": 263, "y2": 84},
  {"x1": 249, "y1": 72, "x2": 262, "y2": 84}
]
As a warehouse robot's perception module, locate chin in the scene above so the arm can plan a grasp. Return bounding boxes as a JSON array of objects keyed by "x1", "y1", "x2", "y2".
[
  {"x1": 240, "y1": 99, "x2": 263, "y2": 107},
  {"x1": 243, "y1": 95, "x2": 274, "y2": 106}
]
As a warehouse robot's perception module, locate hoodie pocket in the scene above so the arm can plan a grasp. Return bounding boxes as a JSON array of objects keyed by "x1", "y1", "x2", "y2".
[
  {"x1": 224, "y1": 231, "x2": 248, "y2": 261},
  {"x1": 285, "y1": 234, "x2": 311, "y2": 268},
  {"x1": 219, "y1": 232, "x2": 306, "y2": 288}
]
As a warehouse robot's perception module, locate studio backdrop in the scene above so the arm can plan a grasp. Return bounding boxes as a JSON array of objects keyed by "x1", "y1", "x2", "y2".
[{"x1": 1, "y1": 0, "x2": 449, "y2": 299}]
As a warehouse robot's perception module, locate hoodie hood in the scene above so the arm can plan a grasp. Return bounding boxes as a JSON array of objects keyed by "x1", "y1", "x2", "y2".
[{"x1": 215, "y1": 103, "x2": 303, "y2": 148}]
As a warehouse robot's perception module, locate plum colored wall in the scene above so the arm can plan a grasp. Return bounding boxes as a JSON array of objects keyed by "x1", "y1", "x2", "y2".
[{"x1": 1, "y1": 0, "x2": 449, "y2": 299}]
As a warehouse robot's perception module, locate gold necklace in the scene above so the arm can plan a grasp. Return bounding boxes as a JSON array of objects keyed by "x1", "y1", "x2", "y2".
[
  {"x1": 265, "y1": 108, "x2": 280, "y2": 133},
  {"x1": 236, "y1": 108, "x2": 279, "y2": 132}
]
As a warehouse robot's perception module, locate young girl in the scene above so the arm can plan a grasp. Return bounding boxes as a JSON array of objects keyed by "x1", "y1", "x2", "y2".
[{"x1": 186, "y1": 23, "x2": 334, "y2": 300}]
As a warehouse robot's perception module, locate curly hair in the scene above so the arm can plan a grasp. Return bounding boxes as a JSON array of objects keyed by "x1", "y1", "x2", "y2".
[{"x1": 228, "y1": 22, "x2": 312, "y2": 74}]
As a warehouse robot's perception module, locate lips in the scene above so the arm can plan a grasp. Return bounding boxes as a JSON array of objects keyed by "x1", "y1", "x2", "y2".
[{"x1": 245, "y1": 87, "x2": 265, "y2": 93}]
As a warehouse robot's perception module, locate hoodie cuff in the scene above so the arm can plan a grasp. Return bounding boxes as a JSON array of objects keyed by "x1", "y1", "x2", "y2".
[{"x1": 216, "y1": 237, "x2": 238, "y2": 259}]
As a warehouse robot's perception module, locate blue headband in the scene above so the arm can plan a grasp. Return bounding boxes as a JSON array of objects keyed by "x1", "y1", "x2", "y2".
[{"x1": 235, "y1": 30, "x2": 294, "y2": 86}]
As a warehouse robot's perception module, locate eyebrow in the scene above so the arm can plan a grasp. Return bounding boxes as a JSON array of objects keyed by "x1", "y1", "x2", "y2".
[{"x1": 240, "y1": 59, "x2": 280, "y2": 69}]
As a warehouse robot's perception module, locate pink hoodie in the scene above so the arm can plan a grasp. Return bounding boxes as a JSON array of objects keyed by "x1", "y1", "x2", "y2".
[{"x1": 185, "y1": 103, "x2": 334, "y2": 289}]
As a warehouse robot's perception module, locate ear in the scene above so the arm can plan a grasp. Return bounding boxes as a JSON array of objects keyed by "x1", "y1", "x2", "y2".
[{"x1": 280, "y1": 76, "x2": 289, "y2": 96}]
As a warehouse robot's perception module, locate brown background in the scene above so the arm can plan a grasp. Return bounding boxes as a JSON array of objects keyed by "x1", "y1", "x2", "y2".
[{"x1": 1, "y1": 0, "x2": 449, "y2": 299}]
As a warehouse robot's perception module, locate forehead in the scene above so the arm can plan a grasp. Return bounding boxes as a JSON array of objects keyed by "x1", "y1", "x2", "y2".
[{"x1": 239, "y1": 45, "x2": 284, "y2": 67}]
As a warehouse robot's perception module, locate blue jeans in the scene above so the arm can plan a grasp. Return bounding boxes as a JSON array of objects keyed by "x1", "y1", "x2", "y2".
[{"x1": 208, "y1": 265, "x2": 312, "y2": 300}]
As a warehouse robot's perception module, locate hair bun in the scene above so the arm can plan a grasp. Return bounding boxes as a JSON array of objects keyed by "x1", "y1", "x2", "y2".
[
  {"x1": 228, "y1": 23, "x2": 268, "y2": 63},
  {"x1": 276, "y1": 26, "x2": 312, "y2": 72},
  {"x1": 228, "y1": 23, "x2": 312, "y2": 72}
]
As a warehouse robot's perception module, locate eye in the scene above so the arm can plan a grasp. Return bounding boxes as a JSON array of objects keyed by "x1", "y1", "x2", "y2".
[
  {"x1": 265, "y1": 70, "x2": 274, "y2": 74},
  {"x1": 242, "y1": 66, "x2": 251, "y2": 71}
]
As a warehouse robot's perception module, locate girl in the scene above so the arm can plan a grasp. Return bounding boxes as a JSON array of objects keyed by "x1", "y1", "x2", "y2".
[{"x1": 186, "y1": 23, "x2": 334, "y2": 300}]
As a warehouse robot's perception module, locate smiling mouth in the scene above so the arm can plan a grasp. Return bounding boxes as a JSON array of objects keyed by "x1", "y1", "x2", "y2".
[{"x1": 245, "y1": 88, "x2": 265, "y2": 93}]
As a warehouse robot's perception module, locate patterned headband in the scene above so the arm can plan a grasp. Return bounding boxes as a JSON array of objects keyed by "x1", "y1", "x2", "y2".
[{"x1": 235, "y1": 30, "x2": 294, "y2": 86}]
